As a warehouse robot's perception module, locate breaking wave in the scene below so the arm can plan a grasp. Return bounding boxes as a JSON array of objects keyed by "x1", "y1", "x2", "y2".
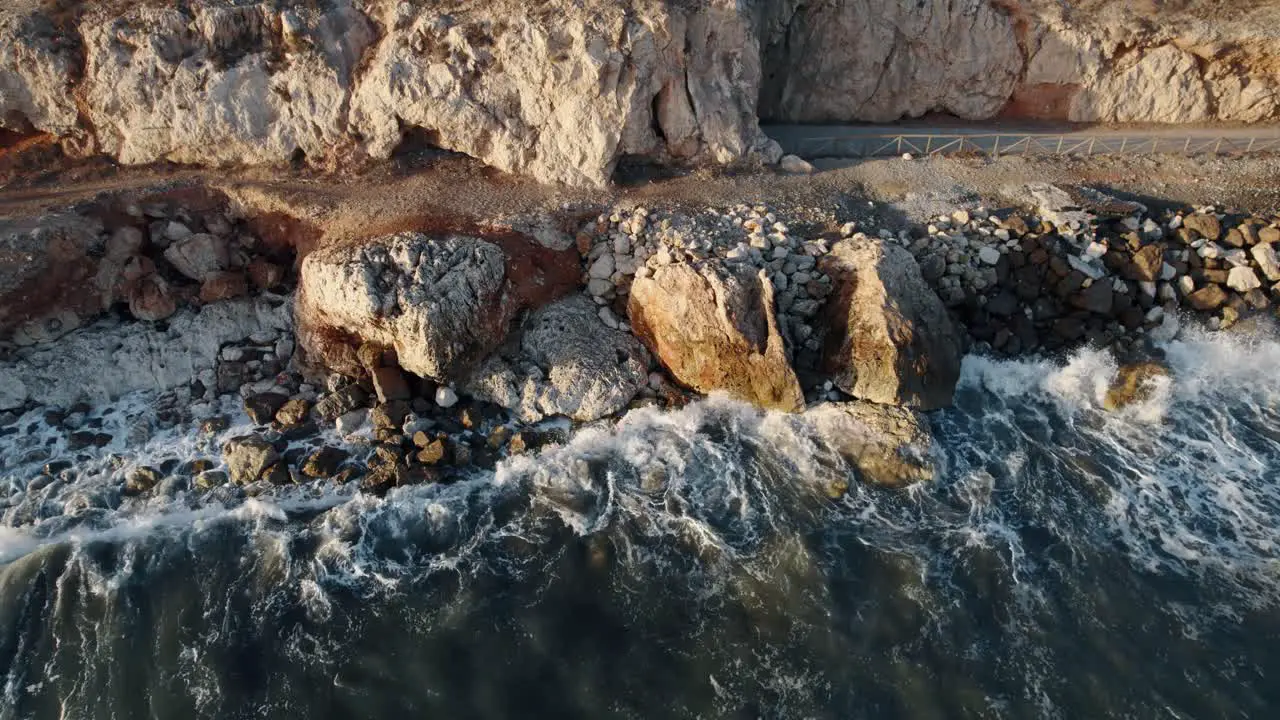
[{"x1": 2, "y1": 328, "x2": 1280, "y2": 718}]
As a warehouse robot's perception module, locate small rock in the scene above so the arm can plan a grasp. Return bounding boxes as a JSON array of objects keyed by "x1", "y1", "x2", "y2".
[
  {"x1": 302, "y1": 447, "x2": 349, "y2": 478},
  {"x1": 779, "y1": 155, "x2": 815, "y2": 174},
  {"x1": 1227, "y1": 266, "x2": 1262, "y2": 293},
  {"x1": 125, "y1": 466, "x2": 163, "y2": 495},
  {"x1": 275, "y1": 397, "x2": 312, "y2": 427},
  {"x1": 435, "y1": 386, "x2": 459, "y2": 408},
  {"x1": 977, "y1": 246, "x2": 1000, "y2": 265},
  {"x1": 336, "y1": 409, "x2": 369, "y2": 435},
  {"x1": 244, "y1": 392, "x2": 289, "y2": 426},
  {"x1": 1187, "y1": 284, "x2": 1228, "y2": 311},
  {"x1": 417, "y1": 439, "x2": 446, "y2": 465}
]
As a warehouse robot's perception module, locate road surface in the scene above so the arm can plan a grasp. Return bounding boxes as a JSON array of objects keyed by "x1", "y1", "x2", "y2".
[{"x1": 764, "y1": 122, "x2": 1280, "y2": 159}]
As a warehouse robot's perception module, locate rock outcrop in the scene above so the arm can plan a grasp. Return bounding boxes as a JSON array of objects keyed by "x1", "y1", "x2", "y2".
[
  {"x1": 759, "y1": 0, "x2": 1280, "y2": 126},
  {"x1": 465, "y1": 295, "x2": 650, "y2": 422},
  {"x1": 628, "y1": 260, "x2": 804, "y2": 413},
  {"x1": 296, "y1": 231, "x2": 578, "y2": 381},
  {"x1": 820, "y1": 238, "x2": 962, "y2": 410},
  {"x1": 804, "y1": 402, "x2": 936, "y2": 488},
  {"x1": 0, "y1": 297, "x2": 290, "y2": 410},
  {"x1": 0, "y1": 0, "x2": 780, "y2": 187}
]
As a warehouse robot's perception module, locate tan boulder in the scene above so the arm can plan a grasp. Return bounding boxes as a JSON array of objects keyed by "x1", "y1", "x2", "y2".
[
  {"x1": 628, "y1": 261, "x2": 803, "y2": 412},
  {"x1": 804, "y1": 402, "x2": 936, "y2": 489},
  {"x1": 819, "y1": 238, "x2": 962, "y2": 410},
  {"x1": 1104, "y1": 362, "x2": 1170, "y2": 411}
]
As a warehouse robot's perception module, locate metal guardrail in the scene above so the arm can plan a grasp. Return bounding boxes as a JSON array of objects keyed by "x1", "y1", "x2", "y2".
[{"x1": 789, "y1": 134, "x2": 1280, "y2": 159}]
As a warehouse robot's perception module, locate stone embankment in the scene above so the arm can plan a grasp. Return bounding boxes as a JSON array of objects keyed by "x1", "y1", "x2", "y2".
[
  {"x1": 4, "y1": 181, "x2": 1279, "y2": 502},
  {"x1": 2, "y1": 0, "x2": 1277, "y2": 187}
]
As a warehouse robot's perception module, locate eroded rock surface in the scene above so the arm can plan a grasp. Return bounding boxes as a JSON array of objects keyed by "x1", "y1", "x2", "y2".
[
  {"x1": 465, "y1": 295, "x2": 650, "y2": 422},
  {"x1": 820, "y1": 238, "x2": 962, "y2": 410},
  {"x1": 297, "y1": 233, "x2": 512, "y2": 381},
  {"x1": 0, "y1": 297, "x2": 290, "y2": 410},
  {"x1": 628, "y1": 260, "x2": 804, "y2": 413}
]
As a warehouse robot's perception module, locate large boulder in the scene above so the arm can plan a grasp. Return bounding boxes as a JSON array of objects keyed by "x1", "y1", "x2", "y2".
[
  {"x1": 804, "y1": 402, "x2": 936, "y2": 488},
  {"x1": 296, "y1": 232, "x2": 577, "y2": 381},
  {"x1": 628, "y1": 260, "x2": 803, "y2": 412},
  {"x1": 465, "y1": 295, "x2": 649, "y2": 422},
  {"x1": 819, "y1": 238, "x2": 962, "y2": 410}
]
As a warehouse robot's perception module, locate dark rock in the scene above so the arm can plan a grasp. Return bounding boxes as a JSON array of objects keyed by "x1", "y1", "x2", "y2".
[
  {"x1": 487, "y1": 425, "x2": 512, "y2": 450},
  {"x1": 1071, "y1": 282, "x2": 1114, "y2": 315},
  {"x1": 67, "y1": 431, "x2": 97, "y2": 451},
  {"x1": 244, "y1": 392, "x2": 290, "y2": 426},
  {"x1": 371, "y1": 366, "x2": 412, "y2": 403},
  {"x1": 919, "y1": 254, "x2": 946, "y2": 282},
  {"x1": 178, "y1": 458, "x2": 216, "y2": 475},
  {"x1": 262, "y1": 463, "x2": 293, "y2": 486},
  {"x1": 986, "y1": 291, "x2": 1019, "y2": 317},
  {"x1": 43, "y1": 460, "x2": 72, "y2": 476},
  {"x1": 371, "y1": 401, "x2": 411, "y2": 431},
  {"x1": 302, "y1": 447, "x2": 349, "y2": 478},
  {"x1": 1052, "y1": 316, "x2": 1086, "y2": 341}
]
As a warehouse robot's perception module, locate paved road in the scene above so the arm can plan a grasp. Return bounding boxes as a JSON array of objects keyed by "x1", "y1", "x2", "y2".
[{"x1": 764, "y1": 122, "x2": 1280, "y2": 159}]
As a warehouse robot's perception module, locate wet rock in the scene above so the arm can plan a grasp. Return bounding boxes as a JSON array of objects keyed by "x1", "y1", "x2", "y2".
[
  {"x1": 193, "y1": 470, "x2": 228, "y2": 490},
  {"x1": 628, "y1": 260, "x2": 804, "y2": 412},
  {"x1": 261, "y1": 462, "x2": 293, "y2": 486},
  {"x1": 819, "y1": 239, "x2": 961, "y2": 410},
  {"x1": 1072, "y1": 282, "x2": 1114, "y2": 315},
  {"x1": 416, "y1": 439, "x2": 446, "y2": 466},
  {"x1": 335, "y1": 409, "x2": 369, "y2": 435},
  {"x1": 302, "y1": 447, "x2": 349, "y2": 478},
  {"x1": 274, "y1": 397, "x2": 312, "y2": 427},
  {"x1": 465, "y1": 295, "x2": 650, "y2": 422},
  {"x1": 125, "y1": 466, "x2": 163, "y2": 495},
  {"x1": 1103, "y1": 362, "x2": 1170, "y2": 411},
  {"x1": 243, "y1": 392, "x2": 289, "y2": 426},
  {"x1": 222, "y1": 435, "x2": 280, "y2": 485},
  {"x1": 805, "y1": 402, "x2": 936, "y2": 488}
]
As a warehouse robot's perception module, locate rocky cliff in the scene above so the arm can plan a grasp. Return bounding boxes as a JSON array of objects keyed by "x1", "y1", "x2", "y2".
[
  {"x1": 758, "y1": 0, "x2": 1280, "y2": 124},
  {"x1": 2, "y1": 0, "x2": 1276, "y2": 188}
]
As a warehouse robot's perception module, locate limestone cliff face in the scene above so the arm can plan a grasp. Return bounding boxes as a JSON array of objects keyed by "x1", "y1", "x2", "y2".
[
  {"x1": 0, "y1": 0, "x2": 780, "y2": 187},
  {"x1": 1, "y1": 0, "x2": 1276, "y2": 187},
  {"x1": 758, "y1": 0, "x2": 1280, "y2": 125}
]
